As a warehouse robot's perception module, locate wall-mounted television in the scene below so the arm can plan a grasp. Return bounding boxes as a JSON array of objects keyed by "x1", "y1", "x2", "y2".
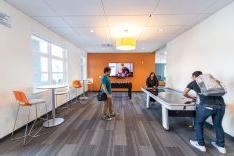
[{"x1": 108, "y1": 63, "x2": 133, "y2": 77}]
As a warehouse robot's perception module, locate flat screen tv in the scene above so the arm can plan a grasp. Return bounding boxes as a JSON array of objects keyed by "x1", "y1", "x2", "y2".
[{"x1": 108, "y1": 63, "x2": 133, "y2": 77}]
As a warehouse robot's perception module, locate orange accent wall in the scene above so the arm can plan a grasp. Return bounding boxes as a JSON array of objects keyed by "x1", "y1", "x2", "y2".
[{"x1": 87, "y1": 52, "x2": 155, "y2": 91}]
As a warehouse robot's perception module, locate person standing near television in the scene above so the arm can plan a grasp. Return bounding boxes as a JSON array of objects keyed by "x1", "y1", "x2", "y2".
[{"x1": 101, "y1": 67, "x2": 116, "y2": 120}]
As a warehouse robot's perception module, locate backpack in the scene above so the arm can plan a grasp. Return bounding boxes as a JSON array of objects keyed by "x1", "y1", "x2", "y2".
[
  {"x1": 195, "y1": 74, "x2": 226, "y2": 96},
  {"x1": 96, "y1": 84, "x2": 107, "y2": 101}
]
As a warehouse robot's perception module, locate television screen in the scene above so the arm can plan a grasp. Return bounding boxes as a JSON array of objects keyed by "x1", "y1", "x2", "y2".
[{"x1": 109, "y1": 63, "x2": 133, "y2": 77}]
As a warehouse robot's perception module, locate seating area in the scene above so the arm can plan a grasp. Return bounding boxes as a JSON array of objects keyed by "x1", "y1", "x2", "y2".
[
  {"x1": 10, "y1": 80, "x2": 90, "y2": 145},
  {"x1": 1, "y1": 0, "x2": 234, "y2": 155}
]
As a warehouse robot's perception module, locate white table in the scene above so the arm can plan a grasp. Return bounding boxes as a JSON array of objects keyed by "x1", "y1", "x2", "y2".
[
  {"x1": 141, "y1": 87, "x2": 196, "y2": 130},
  {"x1": 37, "y1": 84, "x2": 68, "y2": 127},
  {"x1": 80, "y1": 79, "x2": 92, "y2": 99}
]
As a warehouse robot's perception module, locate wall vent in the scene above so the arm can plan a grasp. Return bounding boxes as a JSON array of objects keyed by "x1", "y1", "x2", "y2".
[
  {"x1": 101, "y1": 43, "x2": 113, "y2": 48},
  {"x1": 0, "y1": 12, "x2": 11, "y2": 27}
]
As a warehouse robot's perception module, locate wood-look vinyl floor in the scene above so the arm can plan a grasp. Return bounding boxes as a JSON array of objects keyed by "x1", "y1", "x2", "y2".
[{"x1": 0, "y1": 92, "x2": 233, "y2": 156}]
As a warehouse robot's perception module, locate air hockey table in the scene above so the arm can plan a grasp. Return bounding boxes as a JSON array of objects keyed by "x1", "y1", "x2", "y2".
[{"x1": 141, "y1": 87, "x2": 196, "y2": 130}]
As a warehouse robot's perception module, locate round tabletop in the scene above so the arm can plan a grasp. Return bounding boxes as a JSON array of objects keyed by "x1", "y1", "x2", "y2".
[{"x1": 37, "y1": 84, "x2": 68, "y2": 89}]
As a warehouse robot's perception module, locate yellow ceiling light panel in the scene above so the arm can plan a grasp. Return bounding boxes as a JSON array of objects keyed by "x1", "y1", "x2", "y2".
[{"x1": 116, "y1": 37, "x2": 136, "y2": 51}]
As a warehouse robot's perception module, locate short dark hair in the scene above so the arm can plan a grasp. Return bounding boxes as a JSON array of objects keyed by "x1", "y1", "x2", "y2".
[
  {"x1": 192, "y1": 71, "x2": 203, "y2": 77},
  {"x1": 104, "y1": 67, "x2": 111, "y2": 73}
]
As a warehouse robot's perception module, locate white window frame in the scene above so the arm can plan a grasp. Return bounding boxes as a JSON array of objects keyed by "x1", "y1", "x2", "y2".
[{"x1": 32, "y1": 34, "x2": 68, "y2": 87}]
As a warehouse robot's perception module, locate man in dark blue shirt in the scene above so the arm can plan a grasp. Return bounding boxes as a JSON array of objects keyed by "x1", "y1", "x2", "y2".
[{"x1": 183, "y1": 71, "x2": 226, "y2": 154}]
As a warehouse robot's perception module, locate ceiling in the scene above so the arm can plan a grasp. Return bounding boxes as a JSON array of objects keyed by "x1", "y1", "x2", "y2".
[{"x1": 5, "y1": 0, "x2": 234, "y2": 53}]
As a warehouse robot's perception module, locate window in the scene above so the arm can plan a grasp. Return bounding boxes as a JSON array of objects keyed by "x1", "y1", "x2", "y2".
[
  {"x1": 156, "y1": 49, "x2": 167, "y2": 80},
  {"x1": 32, "y1": 35, "x2": 68, "y2": 87},
  {"x1": 80, "y1": 55, "x2": 86, "y2": 80}
]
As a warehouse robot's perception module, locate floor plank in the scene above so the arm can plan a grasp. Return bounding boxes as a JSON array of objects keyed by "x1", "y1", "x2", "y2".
[{"x1": 0, "y1": 92, "x2": 233, "y2": 156}]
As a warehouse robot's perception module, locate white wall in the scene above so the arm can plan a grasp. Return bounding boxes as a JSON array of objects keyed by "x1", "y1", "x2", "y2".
[
  {"x1": 0, "y1": 1, "x2": 86, "y2": 138},
  {"x1": 166, "y1": 2, "x2": 234, "y2": 136},
  {"x1": 155, "y1": 47, "x2": 167, "y2": 64}
]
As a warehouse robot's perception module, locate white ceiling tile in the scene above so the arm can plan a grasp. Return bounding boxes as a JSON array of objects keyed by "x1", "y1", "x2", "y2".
[
  {"x1": 6, "y1": 0, "x2": 233, "y2": 53},
  {"x1": 139, "y1": 26, "x2": 184, "y2": 41},
  {"x1": 110, "y1": 27, "x2": 143, "y2": 38},
  {"x1": 137, "y1": 42, "x2": 163, "y2": 52},
  {"x1": 154, "y1": 0, "x2": 217, "y2": 14},
  {"x1": 45, "y1": 0, "x2": 104, "y2": 16},
  {"x1": 50, "y1": 27, "x2": 74, "y2": 35},
  {"x1": 72, "y1": 27, "x2": 110, "y2": 45},
  {"x1": 139, "y1": 28, "x2": 180, "y2": 42},
  {"x1": 6, "y1": 0, "x2": 56, "y2": 16},
  {"x1": 205, "y1": 0, "x2": 234, "y2": 13},
  {"x1": 64, "y1": 16, "x2": 107, "y2": 27},
  {"x1": 138, "y1": 33, "x2": 172, "y2": 43},
  {"x1": 86, "y1": 46, "x2": 115, "y2": 53},
  {"x1": 188, "y1": 13, "x2": 212, "y2": 26},
  {"x1": 138, "y1": 27, "x2": 159, "y2": 41},
  {"x1": 34, "y1": 17, "x2": 68, "y2": 27},
  {"x1": 103, "y1": 0, "x2": 159, "y2": 15},
  {"x1": 148, "y1": 14, "x2": 198, "y2": 26},
  {"x1": 107, "y1": 15, "x2": 148, "y2": 27}
]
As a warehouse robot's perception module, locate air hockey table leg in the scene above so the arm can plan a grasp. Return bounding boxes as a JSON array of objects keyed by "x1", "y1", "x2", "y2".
[
  {"x1": 146, "y1": 94, "x2": 150, "y2": 108},
  {"x1": 162, "y1": 106, "x2": 169, "y2": 130}
]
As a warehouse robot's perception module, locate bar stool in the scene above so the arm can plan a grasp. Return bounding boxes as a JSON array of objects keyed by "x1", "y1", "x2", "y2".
[
  {"x1": 12, "y1": 91, "x2": 48, "y2": 145},
  {"x1": 72, "y1": 80, "x2": 82, "y2": 104},
  {"x1": 54, "y1": 87, "x2": 71, "y2": 112}
]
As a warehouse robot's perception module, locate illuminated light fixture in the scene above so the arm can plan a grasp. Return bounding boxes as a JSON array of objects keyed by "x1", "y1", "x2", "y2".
[
  {"x1": 116, "y1": 37, "x2": 136, "y2": 50},
  {"x1": 158, "y1": 28, "x2": 164, "y2": 32}
]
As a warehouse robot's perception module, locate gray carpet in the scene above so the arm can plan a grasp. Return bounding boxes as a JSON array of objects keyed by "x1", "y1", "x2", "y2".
[{"x1": 0, "y1": 92, "x2": 233, "y2": 156}]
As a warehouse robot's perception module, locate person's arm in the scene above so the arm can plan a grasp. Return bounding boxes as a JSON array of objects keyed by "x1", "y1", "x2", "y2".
[
  {"x1": 102, "y1": 84, "x2": 111, "y2": 98},
  {"x1": 155, "y1": 77, "x2": 159, "y2": 88},
  {"x1": 183, "y1": 88, "x2": 196, "y2": 101},
  {"x1": 146, "y1": 78, "x2": 150, "y2": 88},
  {"x1": 101, "y1": 77, "x2": 111, "y2": 98}
]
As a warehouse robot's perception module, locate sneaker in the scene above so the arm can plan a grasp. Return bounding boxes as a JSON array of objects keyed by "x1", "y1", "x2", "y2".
[
  {"x1": 190, "y1": 140, "x2": 206, "y2": 152},
  {"x1": 110, "y1": 112, "x2": 119, "y2": 118},
  {"x1": 211, "y1": 141, "x2": 226, "y2": 154},
  {"x1": 102, "y1": 115, "x2": 112, "y2": 121}
]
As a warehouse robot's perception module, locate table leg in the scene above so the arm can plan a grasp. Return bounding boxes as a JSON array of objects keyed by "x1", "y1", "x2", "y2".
[
  {"x1": 43, "y1": 88, "x2": 64, "y2": 127},
  {"x1": 146, "y1": 94, "x2": 150, "y2": 108},
  {"x1": 128, "y1": 87, "x2": 132, "y2": 99},
  {"x1": 162, "y1": 106, "x2": 169, "y2": 130},
  {"x1": 82, "y1": 80, "x2": 85, "y2": 96},
  {"x1": 80, "y1": 80, "x2": 88, "y2": 100},
  {"x1": 51, "y1": 88, "x2": 55, "y2": 119}
]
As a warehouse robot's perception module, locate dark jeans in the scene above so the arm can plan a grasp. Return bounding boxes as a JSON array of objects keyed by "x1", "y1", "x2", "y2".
[{"x1": 195, "y1": 105, "x2": 225, "y2": 147}]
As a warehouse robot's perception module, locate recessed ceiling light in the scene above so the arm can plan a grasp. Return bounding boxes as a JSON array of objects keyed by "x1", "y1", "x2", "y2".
[
  {"x1": 159, "y1": 28, "x2": 164, "y2": 32},
  {"x1": 90, "y1": 29, "x2": 94, "y2": 33}
]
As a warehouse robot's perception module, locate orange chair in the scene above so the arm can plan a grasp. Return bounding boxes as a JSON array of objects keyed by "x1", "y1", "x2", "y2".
[
  {"x1": 12, "y1": 91, "x2": 48, "y2": 144},
  {"x1": 72, "y1": 80, "x2": 82, "y2": 103}
]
